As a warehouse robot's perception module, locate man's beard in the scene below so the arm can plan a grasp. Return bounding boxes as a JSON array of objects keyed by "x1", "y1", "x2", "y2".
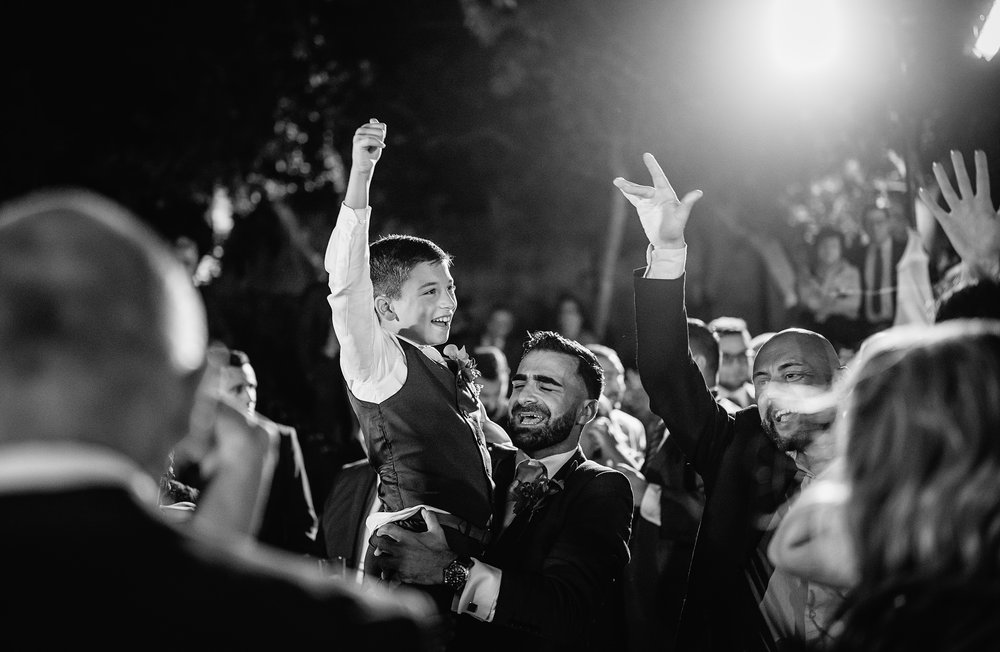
[
  {"x1": 761, "y1": 407, "x2": 825, "y2": 453},
  {"x1": 510, "y1": 406, "x2": 576, "y2": 453}
]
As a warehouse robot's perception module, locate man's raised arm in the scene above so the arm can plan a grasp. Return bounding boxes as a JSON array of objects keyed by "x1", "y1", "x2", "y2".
[
  {"x1": 617, "y1": 154, "x2": 735, "y2": 480},
  {"x1": 325, "y1": 119, "x2": 387, "y2": 383}
]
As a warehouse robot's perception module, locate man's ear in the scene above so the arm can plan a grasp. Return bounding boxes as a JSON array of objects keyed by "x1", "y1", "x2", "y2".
[
  {"x1": 375, "y1": 295, "x2": 397, "y2": 322},
  {"x1": 577, "y1": 398, "x2": 599, "y2": 426}
]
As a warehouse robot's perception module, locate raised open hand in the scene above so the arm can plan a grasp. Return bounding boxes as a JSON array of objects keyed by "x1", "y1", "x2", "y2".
[
  {"x1": 351, "y1": 118, "x2": 387, "y2": 177},
  {"x1": 613, "y1": 152, "x2": 702, "y2": 249},
  {"x1": 919, "y1": 150, "x2": 1000, "y2": 280}
]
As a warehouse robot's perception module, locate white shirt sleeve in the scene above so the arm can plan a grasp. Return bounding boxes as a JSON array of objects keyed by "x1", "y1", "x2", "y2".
[
  {"x1": 643, "y1": 244, "x2": 687, "y2": 280},
  {"x1": 639, "y1": 483, "x2": 663, "y2": 526},
  {"x1": 451, "y1": 559, "x2": 502, "y2": 622},
  {"x1": 325, "y1": 203, "x2": 407, "y2": 403}
]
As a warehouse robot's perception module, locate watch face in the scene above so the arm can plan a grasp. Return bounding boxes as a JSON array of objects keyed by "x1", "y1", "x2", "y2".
[{"x1": 444, "y1": 560, "x2": 470, "y2": 590}]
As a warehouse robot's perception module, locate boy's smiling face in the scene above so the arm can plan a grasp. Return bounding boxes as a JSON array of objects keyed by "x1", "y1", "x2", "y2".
[{"x1": 385, "y1": 260, "x2": 457, "y2": 346}]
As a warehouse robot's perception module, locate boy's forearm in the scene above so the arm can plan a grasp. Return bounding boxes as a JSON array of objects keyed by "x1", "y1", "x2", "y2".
[
  {"x1": 326, "y1": 203, "x2": 377, "y2": 383},
  {"x1": 344, "y1": 168, "x2": 372, "y2": 211}
]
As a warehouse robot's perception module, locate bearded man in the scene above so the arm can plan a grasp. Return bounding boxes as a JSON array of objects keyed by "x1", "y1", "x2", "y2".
[
  {"x1": 617, "y1": 153, "x2": 843, "y2": 652},
  {"x1": 373, "y1": 330, "x2": 633, "y2": 652}
]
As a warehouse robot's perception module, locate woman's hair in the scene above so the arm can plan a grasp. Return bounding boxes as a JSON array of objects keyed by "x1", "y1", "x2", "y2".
[
  {"x1": 830, "y1": 321, "x2": 1000, "y2": 650},
  {"x1": 842, "y1": 320, "x2": 1000, "y2": 585}
]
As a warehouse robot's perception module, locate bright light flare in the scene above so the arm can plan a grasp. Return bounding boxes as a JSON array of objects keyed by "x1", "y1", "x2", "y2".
[
  {"x1": 767, "y1": 0, "x2": 844, "y2": 74},
  {"x1": 973, "y1": 0, "x2": 1000, "y2": 62}
]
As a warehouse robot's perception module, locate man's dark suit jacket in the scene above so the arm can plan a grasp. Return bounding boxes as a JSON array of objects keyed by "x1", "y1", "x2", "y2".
[
  {"x1": 635, "y1": 273, "x2": 802, "y2": 652},
  {"x1": 0, "y1": 484, "x2": 434, "y2": 648},
  {"x1": 258, "y1": 422, "x2": 321, "y2": 556},
  {"x1": 321, "y1": 458, "x2": 379, "y2": 570},
  {"x1": 454, "y1": 444, "x2": 633, "y2": 652},
  {"x1": 846, "y1": 236, "x2": 907, "y2": 333}
]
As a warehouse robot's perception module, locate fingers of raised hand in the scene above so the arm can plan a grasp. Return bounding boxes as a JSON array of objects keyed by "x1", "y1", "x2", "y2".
[
  {"x1": 932, "y1": 160, "x2": 960, "y2": 211},
  {"x1": 918, "y1": 187, "x2": 948, "y2": 224},
  {"x1": 680, "y1": 189, "x2": 704, "y2": 211},
  {"x1": 642, "y1": 152, "x2": 674, "y2": 193},
  {"x1": 613, "y1": 177, "x2": 656, "y2": 202},
  {"x1": 951, "y1": 150, "x2": 974, "y2": 199},
  {"x1": 975, "y1": 149, "x2": 993, "y2": 205}
]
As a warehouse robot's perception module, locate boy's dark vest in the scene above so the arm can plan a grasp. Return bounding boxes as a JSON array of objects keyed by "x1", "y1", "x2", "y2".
[{"x1": 347, "y1": 339, "x2": 494, "y2": 540}]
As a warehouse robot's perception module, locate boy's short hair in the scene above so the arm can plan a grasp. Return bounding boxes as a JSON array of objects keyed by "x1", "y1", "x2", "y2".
[
  {"x1": 369, "y1": 234, "x2": 452, "y2": 299},
  {"x1": 522, "y1": 330, "x2": 605, "y2": 400}
]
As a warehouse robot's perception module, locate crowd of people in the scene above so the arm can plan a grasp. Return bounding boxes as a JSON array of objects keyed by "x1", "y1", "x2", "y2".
[{"x1": 2, "y1": 116, "x2": 999, "y2": 652}]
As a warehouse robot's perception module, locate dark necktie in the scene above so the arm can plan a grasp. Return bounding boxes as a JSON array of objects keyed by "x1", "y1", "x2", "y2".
[{"x1": 502, "y1": 459, "x2": 548, "y2": 529}]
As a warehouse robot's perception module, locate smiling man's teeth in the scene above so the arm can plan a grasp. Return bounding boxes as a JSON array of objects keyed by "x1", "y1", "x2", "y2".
[
  {"x1": 774, "y1": 409, "x2": 793, "y2": 422},
  {"x1": 516, "y1": 412, "x2": 543, "y2": 425}
]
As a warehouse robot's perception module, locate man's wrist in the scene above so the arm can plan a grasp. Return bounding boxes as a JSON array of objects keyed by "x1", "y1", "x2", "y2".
[{"x1": 443, "y1": 556, "x2": 473, "y2": 592}]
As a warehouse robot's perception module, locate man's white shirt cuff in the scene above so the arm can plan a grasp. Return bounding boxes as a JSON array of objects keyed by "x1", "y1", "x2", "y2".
[
  {"x1": 643, "y1": 244, "x2": 686, "y2": 280},
  {"x1": 639, "y1": 483, "x2": 662, "y2": 526},
  {"x1": 452, "y1": 559, "x2": 501, "y2": 622}
]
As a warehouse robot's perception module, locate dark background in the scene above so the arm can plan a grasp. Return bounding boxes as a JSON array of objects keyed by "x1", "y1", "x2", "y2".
[{"x1": 4, "y1": 0, "x2": 1000, "y2": 476}]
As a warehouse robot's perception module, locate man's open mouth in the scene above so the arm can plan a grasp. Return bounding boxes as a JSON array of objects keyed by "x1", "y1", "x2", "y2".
[
  {"x1": 773, "y1": 408, "x2": 795, "y2": 424},
  {"x1": 431, "y1": 316, "x2": 451, "y2": 327},
  {"x1": 513, "y1": 410, "x2": 546, "y2": 426}
]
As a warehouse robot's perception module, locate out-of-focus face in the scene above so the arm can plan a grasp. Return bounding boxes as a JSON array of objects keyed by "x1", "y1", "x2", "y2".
[
  {"x1": 621, "y1": 368, "x2": 652, "y2": 420},
  {"x1": 476, "y1": 376, "x2": 508, "y2": 419},
  {"x1": 752, "y1": 330, "x2": 838, "y2": 452},
  {"x1": 817, "y1": 235, "x2": 842, "y2": 267},
  {"x1": 557, "y1": 299, "x2": 584, "y2": 339},
  {"x1": 866, "y1": 209, "x2": 891, "y2": 245},
  {"x1": 593, "y1": 352, "x2": 626, "y2": 406},
  {"x1": 390, "y1": 261, "x2": 457, "y2": 346},
  {"x1": 219, "y1": 363, "x2": 258, "y2": 413},
  {"x1": 718, "y1": 333, "x2": 751, "y2": 391},
  {"x1": 508, "y1": 350, "x2": 590, "y2": 456},
  {"x1": 486, "y1": 309, "x2": 514, "y2": 339}
]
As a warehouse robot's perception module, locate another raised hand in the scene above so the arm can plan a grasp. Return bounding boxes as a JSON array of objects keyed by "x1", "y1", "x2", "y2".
[
  {"x1": 344, "y1": 118, "x2": 387, "y2": 210},
  {"x1": 613, "y1": 152, "x2": 703, "y2": 249},
  {"x1": 919, "y1": 150, "x2": 1000, "y2": 280}
]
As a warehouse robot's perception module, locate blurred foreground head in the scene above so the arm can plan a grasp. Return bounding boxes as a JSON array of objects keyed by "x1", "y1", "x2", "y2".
[
  {"x1": 0, "y1": 189, "x2": 207, "y2": 476},
  {"x1": 842, "y1": 320, "x2": 1000, "y2": 583}
]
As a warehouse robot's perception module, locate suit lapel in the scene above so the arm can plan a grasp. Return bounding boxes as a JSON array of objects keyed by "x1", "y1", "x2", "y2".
[{"x1": 492, "y1": 448, "x2": 585, "y2": 549}]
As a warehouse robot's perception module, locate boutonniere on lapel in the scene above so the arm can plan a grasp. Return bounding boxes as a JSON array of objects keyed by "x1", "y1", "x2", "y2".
[
  {"x1": 510, "y1": 459, "x2": 570, "y2": 521},
  {"x1": 443, "y1": 344, "x2": 481, "y2": 400}
]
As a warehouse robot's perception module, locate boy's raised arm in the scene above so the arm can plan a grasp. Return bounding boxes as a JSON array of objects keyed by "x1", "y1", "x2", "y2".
[{"x1": 325, "y1": 119, "x2": 388, "y2": 382}]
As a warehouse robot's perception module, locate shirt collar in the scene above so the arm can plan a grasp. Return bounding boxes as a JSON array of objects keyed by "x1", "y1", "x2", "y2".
[
  {"x1": 396, "y1": 334, "x2": 445, "y2": 364},
  {"x1": 0, "y1": 442, "x2": 160, "y2": 505},
  {"x1": 532, "y1": 448, "x2": 579, "y2": 479},
  {"x1": 786, "y1": 450, "x2": 816, "y2": 481}
]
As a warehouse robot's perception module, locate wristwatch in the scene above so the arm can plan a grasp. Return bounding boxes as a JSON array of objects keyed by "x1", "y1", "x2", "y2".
[{"x1": 442, "y1": 556, "x2": 473, "y2": 592}]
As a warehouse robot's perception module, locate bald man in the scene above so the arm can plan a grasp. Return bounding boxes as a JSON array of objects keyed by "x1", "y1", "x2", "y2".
[
  {"x1": 617, "y1": 156, "x2": 843, "y2": 652},
  {"x1": 0, "y1": 189, "x2": 435, "y2": 647}
]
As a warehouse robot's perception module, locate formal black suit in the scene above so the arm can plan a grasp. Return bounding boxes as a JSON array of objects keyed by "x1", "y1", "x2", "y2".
[
  {"x1": 634, "y1": 273, "x2": 801, "y2": 652},
  {"x1": 257, "y1": 421, "x2": 321, "y2": 556},
  {"x1": 846, "y1": 236, "x2": 906, "y2": 336},
  {"x1": 0, "y1": 482, "x2": 435, "y2": 648},
  {"x1": 320, "y1": 458, "x2": 379, "y2": 571},
  {"x1": 452, "y1": 444, "x2": 633, "y2": 652},
  {"x1": 623, "y1": 423, "x2": 704, "y2": 652}
]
